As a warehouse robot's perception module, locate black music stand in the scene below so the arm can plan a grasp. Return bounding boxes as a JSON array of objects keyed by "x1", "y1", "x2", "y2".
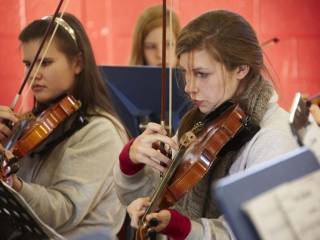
[
  {"x1": 100, "y1": 65, "x2": 191, "y2": 137},
  {"x1": 0, "y1": 181, "x2": 64, "y2": 240}
]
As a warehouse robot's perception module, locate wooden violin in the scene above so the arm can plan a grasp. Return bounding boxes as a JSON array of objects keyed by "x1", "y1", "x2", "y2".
[
  {"x1": 289, "y1": 92, "x2": 320, "y2": 156},
  {"x1": 0, "y1": 95, "x2": 81, "y2": 184},
  {"x1": 136, "y1": 102, "x2": 250, "y2": 240}
]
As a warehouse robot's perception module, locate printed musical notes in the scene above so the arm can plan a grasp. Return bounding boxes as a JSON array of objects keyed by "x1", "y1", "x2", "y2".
[{"x1": 242, "y1": 170, "x2": 320, "y2": 240}]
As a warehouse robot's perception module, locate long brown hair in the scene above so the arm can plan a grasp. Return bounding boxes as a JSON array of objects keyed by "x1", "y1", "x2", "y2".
[
  {"x1": 129, "y1": 5, "x2": 181, "y2": 65},
  {"x1": 176, "y1": 10, "x2": 265, "y2": 86},
  {"x1": 19, "y1": 12, "x2": 124, "y2": 130},
  {"x1": 176, "y1": 10, "x2": 267, "y2": 139}
]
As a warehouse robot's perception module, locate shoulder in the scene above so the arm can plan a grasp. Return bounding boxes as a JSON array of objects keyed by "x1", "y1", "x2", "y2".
[
  {"x1": 251, "y1": 103, "x2": 298, "y2": 154},
  {"x1": 259, "y1": 102, "x2": 290, "y2": 130},
  {"x1": 231, "y1": 103, "x2": 299, "y2": 171},
  {"x1": 254, "y1": 103, "x2": 297, "y2": 146},
  {"x1": 70, "y1": 111, "x2": 128, "y2": 145}
]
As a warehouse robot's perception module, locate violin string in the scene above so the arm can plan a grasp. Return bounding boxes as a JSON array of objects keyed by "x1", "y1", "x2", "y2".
[
  {"x1": 142, "y1": 144, "x2": 184, "y2": 222},
  {"x1": 18, "y1": 0, "x2": 71, "y2": 114}
]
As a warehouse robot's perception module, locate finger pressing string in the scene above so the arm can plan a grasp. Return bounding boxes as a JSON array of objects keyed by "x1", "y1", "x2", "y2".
[{"x1": 148, "y1": 157, "x2": 166, "y2": 172}]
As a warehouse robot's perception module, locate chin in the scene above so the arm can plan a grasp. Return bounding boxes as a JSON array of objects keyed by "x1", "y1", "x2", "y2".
[
  {"x1": 198, "y1": 107, "x2": 210, "y2": 114},
  {"x1": 34, "y1": 95, "x2": 52, "y2": 104}
]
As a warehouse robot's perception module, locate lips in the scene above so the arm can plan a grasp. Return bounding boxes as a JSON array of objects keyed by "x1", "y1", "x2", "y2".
[
  {"x1": 193, "y1": 100, "x2": 204, "y2": 107},
  {"x1": 31, "y1": 84, "x2": 45, "y2": 92}
]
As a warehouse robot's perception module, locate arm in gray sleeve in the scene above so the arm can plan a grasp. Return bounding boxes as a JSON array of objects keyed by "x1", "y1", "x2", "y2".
[{"x1": 19, "y1": 117, "x2": 127, "y2": 234}]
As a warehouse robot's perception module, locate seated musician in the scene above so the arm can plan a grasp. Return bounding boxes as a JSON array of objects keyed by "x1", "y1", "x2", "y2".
[
  {"x1": 129, "y1": 4, "x2": 181, "y2": 66},
  {"x1": 0, "y1": 13, "x2": 128, "y2": 239},
  {"x1": 113, "y1": 10, "x2": 299, "y2": 239}
]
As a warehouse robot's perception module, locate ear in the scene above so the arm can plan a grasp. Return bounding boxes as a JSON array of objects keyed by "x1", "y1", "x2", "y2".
[
  {"x1": 236, "y1": 65, "x2": 250, "y2": 80},
  {"x1": 72, "y1": 53, "x2": 83, "y2": 75}
]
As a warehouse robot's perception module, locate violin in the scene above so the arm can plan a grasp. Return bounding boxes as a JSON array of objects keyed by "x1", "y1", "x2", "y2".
[
  {"x1": 289, "y1": 92, "x2": 320, "y2": 153},
  {"x1": 136, "y1": 102, "x2": 254, "y2": 240},
  {"x1": 289, "y1": 93, "x2": 320, "y2": 137},
  {"x1": 0, "y1": 95, "x2": 81, "y2": 184}
]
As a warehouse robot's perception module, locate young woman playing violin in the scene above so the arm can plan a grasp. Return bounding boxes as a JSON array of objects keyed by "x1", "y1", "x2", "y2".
[
  {"x1": 0, "y1": 13, "x2": 127, "y2": 239},
  {"x1": 113, "y1": 10, "x2": 299, "y2": 239}
]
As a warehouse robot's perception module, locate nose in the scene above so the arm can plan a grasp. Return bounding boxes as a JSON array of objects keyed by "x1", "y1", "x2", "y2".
[
  {"x1": 184, "y1": 74, "x2": 197, "y2": 97},
  {"x1": 156, "y1": 47, "x2": 162, "y2": 60},
  {"x1": 29, "y1": 68, "x2": 42, "y2": 83}
]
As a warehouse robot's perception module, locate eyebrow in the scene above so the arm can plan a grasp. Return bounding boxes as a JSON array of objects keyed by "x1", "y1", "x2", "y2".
[
  {"x1": 192, "y1": 67, "x2": 209, "y2": 71},
  {"x1": 179, "y1": 66, "x2": 210, "y2": 72},
  {"x1": 24, "y1": 56, "x2": 53, "y2": 63}
]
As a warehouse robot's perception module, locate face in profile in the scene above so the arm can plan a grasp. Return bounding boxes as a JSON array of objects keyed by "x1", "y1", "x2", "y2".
[
  {"x1": 179, "y1": 49, "x2": 243, "y2": 114},
  {"x1": 143, "y1": 26, "x2": 176, "y2": 66},
  {"x1": 21, "y1": 39, "x2": 82, "y2": 103}
]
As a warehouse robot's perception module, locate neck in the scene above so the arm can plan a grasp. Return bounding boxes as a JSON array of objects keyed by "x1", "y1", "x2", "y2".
[{"x1": 33, "y1": 93, "x2": 67, "y2": 116}]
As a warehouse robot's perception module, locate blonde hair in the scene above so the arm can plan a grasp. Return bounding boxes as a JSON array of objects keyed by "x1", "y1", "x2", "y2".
[{"x1": 129, "y1": 5, "x2": 181, "y2": 65}]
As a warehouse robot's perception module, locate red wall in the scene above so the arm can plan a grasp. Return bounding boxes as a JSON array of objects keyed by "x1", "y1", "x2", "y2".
[{"x1": 1, "y1": 0, "x2": 320, "y2": 110}]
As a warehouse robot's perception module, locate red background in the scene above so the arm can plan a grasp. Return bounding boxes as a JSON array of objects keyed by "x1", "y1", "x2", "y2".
[{"x1": 1, "y1": 0, "x2": 320, "y2": 110}]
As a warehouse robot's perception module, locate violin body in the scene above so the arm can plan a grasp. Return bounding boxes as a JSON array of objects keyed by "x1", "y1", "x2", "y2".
[
  {"x1": 0, "y1": 95, "x2": 81, "y2": 183},
  {"x1": 136, "y1": 103, "x2": 248, "y2": 239},
  {"x1": 12, "y1": 95, "x2": 81, "y2": 158},
  {"x1": 160, "y1": 104, "x2": 246, "y2": 208}
]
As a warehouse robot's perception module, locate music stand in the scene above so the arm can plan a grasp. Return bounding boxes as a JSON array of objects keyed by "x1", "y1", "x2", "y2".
[
  {"x1": 212, "y1": 147, "x2": 320, "y2": 240},
  {"x1": 0, "y1": 181, "x2": 64, "y2": 240},
  {"x1": 99, "y1": 65, "x2": 191, "y2": 136}
]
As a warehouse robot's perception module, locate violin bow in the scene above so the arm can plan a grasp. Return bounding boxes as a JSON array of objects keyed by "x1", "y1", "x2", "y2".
[
  {"x1": 159, "y1": 0, "x2": 176, "y2": 180},
  {"x1": 160, "y1": 0, "x2": 167, "y2": 133},
  {"x1": 160, "y1": 0, "x2": 174, "y2": 136},
  {"x1": 168, "y1": 0, "x2": 174, "y2": 136}
]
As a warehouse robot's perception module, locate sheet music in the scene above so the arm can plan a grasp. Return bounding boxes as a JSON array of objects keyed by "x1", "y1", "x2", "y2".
[
  {"x1": 242, "y1": 170, "x2": 320, "y2": 240},
  {"x1": 276, "y1": 171, "x2": 320, "y2": 240},
  {"x1": 0, "y1": 180, "x2": 65, "y2": 240}
]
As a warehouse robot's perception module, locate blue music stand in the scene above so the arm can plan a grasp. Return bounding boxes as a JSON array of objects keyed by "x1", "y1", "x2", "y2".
[
  {"x1": 99, "y1": 65, "x2": 191, "y2": 136},
  {"x1": 212, "y1": 147, "x2": 320, "y2": 240}
]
